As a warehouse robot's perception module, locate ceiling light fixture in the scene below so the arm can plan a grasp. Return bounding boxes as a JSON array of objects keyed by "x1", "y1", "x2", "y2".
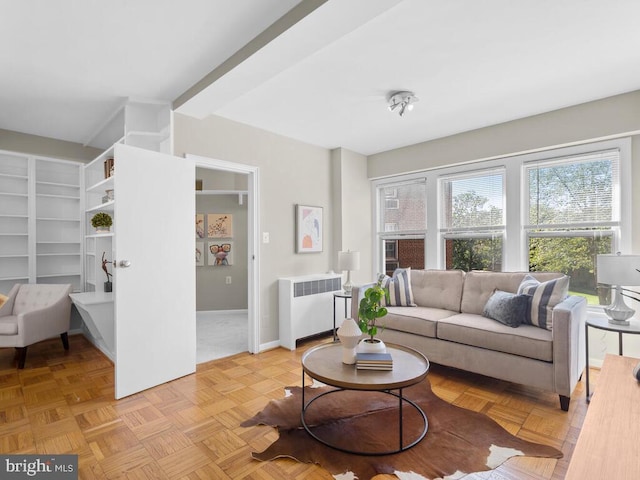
[{"x1": 387, "y1": 91, "x2": 419, "y2": 117}]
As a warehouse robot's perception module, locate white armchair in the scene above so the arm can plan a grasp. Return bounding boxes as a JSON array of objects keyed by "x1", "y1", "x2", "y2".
[{"x1": 0, "y1": 283, "x2": 73, "y2": 368}]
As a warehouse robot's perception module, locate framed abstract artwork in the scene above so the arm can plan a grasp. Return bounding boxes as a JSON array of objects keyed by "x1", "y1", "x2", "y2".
[
  {"x1": 196, "y1": 214, "x2": 205, "y2": 238},
  {"x1": 208, "y1": 213, "x2": 233, "y2": 238},
  {"x1": 296, "y1": 204, "x2": 323, "y2": 253},
  {"x1": 196, "y1": 242, "x2": 204, "y2": 267},
  {"x1": 208, "y1": 242, "x2": 233, "y2": 266}
]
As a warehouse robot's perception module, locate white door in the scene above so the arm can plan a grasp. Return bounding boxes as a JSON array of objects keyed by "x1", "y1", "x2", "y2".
[{"x1": 113, "y1": 144, "x2": 195, "y2": 398}]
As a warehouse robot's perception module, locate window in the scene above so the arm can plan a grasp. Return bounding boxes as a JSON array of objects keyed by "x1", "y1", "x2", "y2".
[
  {"x1": 440, "y1": 169, "x2": 504, "y2": 271},
  {"x1": 376, "y1": 180, "x2": 427, "y2": 274},
  {"x1": 371, "y1": 138, "x2": 628, "y2": 310},
  {"x1": 378, "y1": 181, "x2": 426, "y2": 232},
  {"x1": 385, "y1": 198, "x2": 399, "y2": 209},
  {"x1": 524, "y1": 149, "x2": 620, "y2": 304}
]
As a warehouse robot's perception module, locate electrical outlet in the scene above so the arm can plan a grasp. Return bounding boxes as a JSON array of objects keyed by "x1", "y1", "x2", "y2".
[{"x1": 225, "y1": 276, "x2": 232, "y2": 284}]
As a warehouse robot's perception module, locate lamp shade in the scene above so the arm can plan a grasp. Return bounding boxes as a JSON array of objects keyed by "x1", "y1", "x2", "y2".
[
  {"x1": 338, "y1": 251, "x2": 360, "y2": 272},
  {"x1": 597, "y1": 254, "x2": 640, "y2": 286}
]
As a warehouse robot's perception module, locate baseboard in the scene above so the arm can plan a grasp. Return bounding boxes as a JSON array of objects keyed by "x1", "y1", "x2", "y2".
[
  {"x1": 197, "y1": 309, "x2": 248, "y2": 315},
  {"x1": 260, "y1": 340, "x2": 281, "y2": 352},
  {"x1": 77, "y1": 326, "x2": 114, "y2": 362}
]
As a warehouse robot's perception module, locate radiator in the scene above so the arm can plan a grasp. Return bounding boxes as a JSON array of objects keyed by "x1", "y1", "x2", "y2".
[{"x1": 279, "y1": 273, "x2": 343, "y2": 350}]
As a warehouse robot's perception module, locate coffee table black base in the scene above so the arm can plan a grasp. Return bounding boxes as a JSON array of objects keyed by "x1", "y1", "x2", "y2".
[{"x1": 300, "y1": 381, "x2": 428, "y2": 456}]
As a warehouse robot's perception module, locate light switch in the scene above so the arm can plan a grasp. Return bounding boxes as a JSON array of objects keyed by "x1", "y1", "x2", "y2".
[{"x1": 263, "y1": 232, "x2": 270, "y2": 243}]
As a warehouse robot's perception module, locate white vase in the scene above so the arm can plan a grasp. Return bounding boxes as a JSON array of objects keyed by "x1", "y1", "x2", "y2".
[
  {"x1": 337, "y1": 318, "x2": 362, "y2": 364},
  {"x1": 357, "y1": 337, "x2": 386, "y2": 354}
]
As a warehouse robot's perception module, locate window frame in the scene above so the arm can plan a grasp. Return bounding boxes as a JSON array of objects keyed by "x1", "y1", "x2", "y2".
[{"x1": 371, "y1": 138, "x2": 631, "y2": 304}]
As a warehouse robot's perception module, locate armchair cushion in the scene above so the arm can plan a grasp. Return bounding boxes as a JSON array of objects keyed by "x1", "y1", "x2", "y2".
[
  {"x1": 0, "y1": 316, "x2": 18, "y2": 335},
  {"x1": 0, "y1": 283, "x2": 72, "y2": 347}
]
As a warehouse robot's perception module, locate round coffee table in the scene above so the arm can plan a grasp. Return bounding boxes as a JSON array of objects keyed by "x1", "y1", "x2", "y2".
[{"x1": 300, "y1": 342, "x2": 429, "y2": 456}]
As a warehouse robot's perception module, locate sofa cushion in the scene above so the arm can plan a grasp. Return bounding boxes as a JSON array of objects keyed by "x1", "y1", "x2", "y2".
[
  {"x1": 383, "y1": 306, "x2": 457, "y2": 338},
  {"x1": 437, "y1": 312, "x2": 553, "y2": 362},
  {"x1": 410, "y1": 269, "x2": 464, "y2": 312},
  {"x1": 381, "y1": 268, "x2": 416, "y2": 306},
  {"x1": 482, "y1": 290, "x2": 530, "y2": 328},
  {"x1": 518, "y1": 274, "x2": 570, "y2": 331},
  {"x1": 460, "y1": 271, "x2": 564, "y2": 315}
]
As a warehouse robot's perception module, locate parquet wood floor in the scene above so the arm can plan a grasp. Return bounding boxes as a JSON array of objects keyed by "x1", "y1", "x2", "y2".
[{"x1": 0, "y1": 334, "x2": 594, "y2": 479}]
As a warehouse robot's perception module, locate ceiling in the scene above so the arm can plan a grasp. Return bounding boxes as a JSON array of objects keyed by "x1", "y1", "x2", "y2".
[{"x1": 3, "y1": 0, "x2": 640, "y2": 156}]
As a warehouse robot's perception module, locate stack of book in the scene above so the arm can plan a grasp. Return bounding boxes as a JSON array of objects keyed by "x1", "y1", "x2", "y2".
[{"x1": 355, "y1": 352, "x2": 393, "y2": 370}]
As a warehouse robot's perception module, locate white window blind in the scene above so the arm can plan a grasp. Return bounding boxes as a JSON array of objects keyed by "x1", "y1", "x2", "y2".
[
  {"x1": 440, "y1": 169, "x2": 504, "y2": 233},
  {"x1": 378, "y1": 179, "x2": 426, "y2": 234},
  {"x1": 525, "y1": 149, "x2": 620, "y2": 229}
]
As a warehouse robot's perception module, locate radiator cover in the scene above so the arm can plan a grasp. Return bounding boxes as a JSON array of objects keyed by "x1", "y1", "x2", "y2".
[{"x1": 279, "y1": 273, "x2": 343, "y2": 350}]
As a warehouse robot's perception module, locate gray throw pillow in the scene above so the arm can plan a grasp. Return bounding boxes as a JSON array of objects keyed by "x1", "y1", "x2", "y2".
[{"x1": 482, "y1": 290, "x2": 530, "y2": 328}]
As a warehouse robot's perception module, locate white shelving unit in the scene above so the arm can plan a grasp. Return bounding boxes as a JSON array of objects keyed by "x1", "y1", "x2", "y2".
[
  {"x1": 34, "y1": 158, "x2": 82, "y2": 291},
  {"x1": 85, "y1": 98, "x2": 171, "y2": 153},
  {"x1": 0, "y1": 152, "x2": 29, "y2": 292},
  {"x1": 83, "y1": 147, "x2": 116, "y2": 293},
  {"x1": 0, "y1": 151, "x2": 82, "y2": 293}
]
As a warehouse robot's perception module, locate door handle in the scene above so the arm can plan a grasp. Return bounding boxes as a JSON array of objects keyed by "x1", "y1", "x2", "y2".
[{"x1": 118, "y1": 260, "x2": 131, "y2": 268}]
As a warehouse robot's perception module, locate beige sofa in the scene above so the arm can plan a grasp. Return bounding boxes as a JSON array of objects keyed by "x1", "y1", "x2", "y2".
[{"x1": 351, "y1": 269, "x2": 586, "y2": 411}]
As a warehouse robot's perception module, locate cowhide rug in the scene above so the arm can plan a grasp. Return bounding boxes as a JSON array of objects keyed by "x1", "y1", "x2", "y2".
[{"x1": 241, "y1": 379, "x2": 562, "y2": 480}]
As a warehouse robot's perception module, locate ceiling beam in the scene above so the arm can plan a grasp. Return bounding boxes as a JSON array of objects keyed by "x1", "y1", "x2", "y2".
[{"x1": 173, "y1": 0, "x2": 403, "y2": 118}]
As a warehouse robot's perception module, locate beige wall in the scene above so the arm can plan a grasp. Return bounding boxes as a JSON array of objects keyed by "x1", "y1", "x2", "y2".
[
  {"x1": 195, "y1": 167, "x2": 249, "y2": 311},
  {"x1": 196, "y1": 193, "x2": 248, "y2": 311},
  {"x1": 369, "y1": 90, "x2": 640, "y2": 254},
  {"x1": 174, "y1": 113, "x2": 335, "y2": 344},
  {"x1": 331, "y1": 148, "x2": 373, "y2": 285},
  {"x1": 0, "y1": 129, "x2": 101, "y2": 162},
  {"x1": 368, "y1": 90, "x2": 640, "y2": 178}
]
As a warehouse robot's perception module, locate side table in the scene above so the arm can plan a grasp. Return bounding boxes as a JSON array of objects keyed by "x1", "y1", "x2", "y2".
[
  {"x1": 585, "y1": 314, "x2": 640, "y2": 401},
  {"x1": 332, "y1": 292, "x2": 351, "y2": 341}
]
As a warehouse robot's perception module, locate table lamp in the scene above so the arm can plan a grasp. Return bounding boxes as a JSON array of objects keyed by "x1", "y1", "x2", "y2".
[
  {"x1": 338, "y1": 250, "x2": 360, "y2": 295},
  {"x1": 597, "y1": 253, "x2": 640, "y2": 325}
]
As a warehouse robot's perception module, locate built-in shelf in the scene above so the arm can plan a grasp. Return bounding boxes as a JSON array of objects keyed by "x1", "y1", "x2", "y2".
[
  {"x1": 87, "y1": 176, "x2": 114, "y2": 193},
  {"x1": 86, "y1": 200, "x2": 115, "y2": 213},
  {"x1": 85, "y1": 233, "x2": 114, "y2": 239},
  {"x1": 0, "y1": 152, "x2": 83, "y2": 292}
]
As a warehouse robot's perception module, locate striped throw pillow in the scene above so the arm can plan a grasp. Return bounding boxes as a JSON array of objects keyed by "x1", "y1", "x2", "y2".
[
  {"x1": 517, "y1": 274, "x2": 569, "y2": 330},
  {"x1": 380, "y1": 268, "x2": 417, "y2": 307}
]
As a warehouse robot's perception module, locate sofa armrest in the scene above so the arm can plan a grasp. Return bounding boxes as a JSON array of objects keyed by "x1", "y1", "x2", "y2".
[
  {"x1": 350, "y1": 283, "x2": 376, "y2": 321},
  {"x1": 551, "y1": 295, "x2": 587, "y2": 397}
]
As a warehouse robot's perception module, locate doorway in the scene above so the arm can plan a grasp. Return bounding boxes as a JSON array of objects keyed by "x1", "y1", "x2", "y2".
[{"x1": 188, "y1": 154, "x2": 260, "y2": 357}]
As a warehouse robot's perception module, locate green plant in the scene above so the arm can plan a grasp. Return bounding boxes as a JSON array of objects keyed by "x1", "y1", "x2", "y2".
[
  {"x1": 358, "y1": 274, "x2": 389, "y2": 341},
  {"x1": 91, "y1": 212, "x2": 112, "y2": 229}
]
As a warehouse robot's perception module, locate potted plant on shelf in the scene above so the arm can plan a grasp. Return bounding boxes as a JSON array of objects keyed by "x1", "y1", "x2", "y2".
[
  {"x1": 357, "y1": 274, "x2": 389, "y2": 353},
  {"x1": 91, "y1": 212, "x2": 112, "y2": 233}
]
